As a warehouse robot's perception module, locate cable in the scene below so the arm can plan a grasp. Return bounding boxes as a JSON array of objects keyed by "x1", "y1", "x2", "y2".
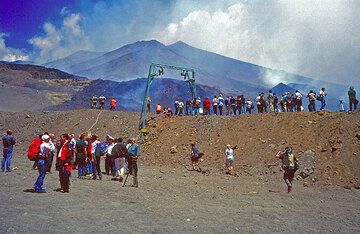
[{"x1": 87, "y1": 110, "x2": 104, "y2": 133}]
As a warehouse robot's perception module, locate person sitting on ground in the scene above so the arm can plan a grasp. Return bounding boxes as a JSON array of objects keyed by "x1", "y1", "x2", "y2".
[
  {"x1": 348, "y1": 86, "x2": 358, "y2": 111},
  {"x1": 164, "y1": 107, "x2": 173, "y2": 118},
  {"x1": 275, "y1": 147, "x2": 299, "y2": 193},
  {"x1": 190, "y1": 143, "x2": 204, "y2": 172},
  {"x1": 225, "y1": 144, "x2": 238, "y2": 175}
]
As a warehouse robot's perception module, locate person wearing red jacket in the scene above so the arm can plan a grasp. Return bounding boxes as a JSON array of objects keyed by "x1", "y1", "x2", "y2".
[
  {"x1": 110, "y1": 98, "x2": 117, "y2": 111},
  {"x1": 55, "y1": 133, "x2": 71, "y2": 193},
  {"x1": 203, "y1": 97, "x2": 211, "y2": 115}
]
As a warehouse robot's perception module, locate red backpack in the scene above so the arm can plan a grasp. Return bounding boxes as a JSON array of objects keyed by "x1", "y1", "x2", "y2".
[{"x1": 27, "y1": 138, "x2": 41, "y2": 161}]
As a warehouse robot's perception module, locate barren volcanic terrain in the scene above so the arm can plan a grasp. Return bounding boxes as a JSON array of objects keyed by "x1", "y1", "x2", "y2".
[{"x1": 0, "y1": 110, "x2": 359, "y2": 233}]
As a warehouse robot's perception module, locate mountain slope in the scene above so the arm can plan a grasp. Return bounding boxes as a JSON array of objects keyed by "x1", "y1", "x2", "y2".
[{"x1": 43, "y1": 50, "x2": 105, "y2": 73}]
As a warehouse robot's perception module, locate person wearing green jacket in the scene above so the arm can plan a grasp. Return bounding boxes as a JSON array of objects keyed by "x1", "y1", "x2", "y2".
[{"x1": 348, "y1": 86, "x2": 357, "y2": 111}]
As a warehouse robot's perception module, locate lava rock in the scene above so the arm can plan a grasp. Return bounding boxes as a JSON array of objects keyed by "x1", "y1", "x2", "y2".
[{"x1": 170, "y1": 146, "x2": 178, "y2": 153}]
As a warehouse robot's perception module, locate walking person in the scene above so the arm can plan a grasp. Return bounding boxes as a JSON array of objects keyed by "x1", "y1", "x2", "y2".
[
  {"x1": 225, "y1": 144, "x2": 237, "y2": 175},
  {"x1": 190, "y1": 143, "x2": 204, "y2": 172},
  {"x1": 275, "y1": 147, "x2": 299, "y2": 193},
  {"x1": 127, "y1": 138, "x2": 140, "y2": 187},
  {"x1": 2, "y1": 129, "x2": 16, "y2": 172},
  {"x1": 33, "y1": 134, "x2": 51, "y2": 193},
  {"x1": 348, "y1": 86, "x2": 358, "y2": 111}
]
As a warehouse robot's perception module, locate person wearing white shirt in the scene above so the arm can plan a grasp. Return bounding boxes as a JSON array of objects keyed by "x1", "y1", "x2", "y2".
[{"x1": 225, "y1": 144, "x2": 237, "y2": 174}]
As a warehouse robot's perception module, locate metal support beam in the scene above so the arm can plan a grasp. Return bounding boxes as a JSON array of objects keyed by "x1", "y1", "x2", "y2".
[{"x1": 139, "y1": 63, "x2": 196, "y2": 135}]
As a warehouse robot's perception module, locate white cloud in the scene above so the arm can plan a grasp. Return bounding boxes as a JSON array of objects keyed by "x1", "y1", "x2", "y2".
[
  {"x1": 29, "y1": 13, "x2": 93, "y2": 63},
  {"x1": 156, "y1": 1, "x2": 360, "y2": 85},
  {"x1": 60, "y1": 7, "x2": 70, "y2": 15},
  {"x1": 0, "y1": 33, "x2": 30, "y2": 62}
]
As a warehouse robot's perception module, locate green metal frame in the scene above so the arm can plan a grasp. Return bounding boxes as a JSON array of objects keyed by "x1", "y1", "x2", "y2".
[{"x1": 139, "y1": 63, "x2": 196, "y2": 133}]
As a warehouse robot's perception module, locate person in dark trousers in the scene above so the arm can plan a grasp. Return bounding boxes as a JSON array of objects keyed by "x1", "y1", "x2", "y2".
[
  {"x1": 127, "y1": 138, "x2": 140, "y2": 187},
  {"x1": 55, "y1": 134, "x2": 71, "y2": 193},
  {"x1": 46, "y1": 133, "x2": 56, "y2": 173},
  {"x1": 2, "y1": 129, "x2": 16, "y2": 172},
  {"x1": 75, "y1": 134, "x2": 88, "y2": 178},
  {"x1": 348, "y1": 86, "x2": 357, "y2": 111},
  {"x1": 275, "y1": 147, "x2": 299, "y2": 193}
]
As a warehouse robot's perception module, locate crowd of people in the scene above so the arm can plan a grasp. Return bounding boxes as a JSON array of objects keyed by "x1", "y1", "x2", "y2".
[
  {"x1": 156, "y1": 86, "x2": 358, "y2": 116},
  {"x1": 26, "y1": 132, "x2": 140, "y2": 193}
]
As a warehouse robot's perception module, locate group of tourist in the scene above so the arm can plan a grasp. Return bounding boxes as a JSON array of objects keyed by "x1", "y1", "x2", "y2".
[
  {"x1": 27, "y1": 132, "x2": 140, "y2": 193},
  {"x1": 159, "y1": 86, "x2": 358, "y2": 116}
]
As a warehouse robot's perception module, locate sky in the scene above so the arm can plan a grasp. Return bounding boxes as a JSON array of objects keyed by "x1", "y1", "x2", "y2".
[{"x1": 0, "y1": 0, "x2": 359, "y2": 84}]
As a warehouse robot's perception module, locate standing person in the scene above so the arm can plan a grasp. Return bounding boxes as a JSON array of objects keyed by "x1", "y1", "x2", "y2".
[
  {"x1": 105, "y1": 136, "x2": 115, "y2": 176},
  {"x1": 256, "y1": 94, "x2": 262, "y2": 113},
  {"x1": 268, "y1": 90, "x2": 274, "y2": 113},
  {"x1": 319, "y1": 88, "x2": 327, "y2": 110},
  {"x1": 56, "y1": 134, "x2": 71, "y2": 193},
  {"x1": 204, "y1": 97, "x2": 211, "y2": 115},
  {"x1": 225, "y1": 96, "x2": 230, "y2": 115},
  {"x1": 147, "y1": 97, "x2": 151, "y2": 113},
  {"x1": 33, "y1": 134, "x2": 51, "y2": 193},
  {"x1": 110, "y1": 97, "x2": 117, "y2": 111},
  {"x1": 111, "y1": 137, "x2": 128, "y2": 182},
  {"x1": 127, "y1": 138, "x2": 140, "y2": 187},
  {"x1": 230, "y1": 96, "x2": 236, "y2": 115},
  {"x1": 212, "y1": 95, "x2": 218, "y2": 115},
  {"x1": 225, "y1": 144, "x2": 237, "y2": 174},
  {"x1": 306, "y1": 90, "x2": 316, "y2": 112},
  {"x1": 46, "y1": 133, "x2": 56, "y2": 173},
  {"x1": 185, "y1": 100, "x2": 192, "y2": 116},
  {"x1": 273, "y1": 93, "x2": 279, "y2": 113},
  {"x1": 75, "y1": 134, "x2": 88, "y2": 179},
  {"x1": 235, "y1": 96, "x2": 242, "y2": 115},
  {"x1": 190, "y1": 143, "x2": 204, "y2": 172},
  {"x1": 275, "y1": 147, "x2": 299, "y2": 193},
  {"x1": 91, "y1": 95, "x2": 98, "y2": 109},
  {"x1": 68, "y1": 134, "x2": 76, "y2": 169},
  {"x1": 99, "y1": 95, "x2": 106, "y2": 109},
  {"x1": 295, "y1": 90, "x2": 302, "y2": 112},
  {"x1": 92, "y1": 136, "x2": 105, "y2": 180},
  {"x1": 2, "y1": 129, "x2": 16, "y2": 172},
  {"x1": 245, "y1": 99, "x2": 253, "y2": 114},
  {"x1": 174, "y1": 99, "x2": 180, "y2": 115},
  {"x1": 348, "y1": 86, "x2": 357, "y2": 111},
  {"x1": 179, "y1": 100, "x2": 185, "y2": 116},
  {"x1": 218, "y1": 94, "x2": 224, "y2": 115}
]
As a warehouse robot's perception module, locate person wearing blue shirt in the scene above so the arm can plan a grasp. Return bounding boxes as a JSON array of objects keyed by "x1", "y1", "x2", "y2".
[
  {"x1": 2, "y1": 129, "x2": 16, "y2": 172},
  {"x1": 127, "y1": 138, "x2": 140, "y2": 187}
]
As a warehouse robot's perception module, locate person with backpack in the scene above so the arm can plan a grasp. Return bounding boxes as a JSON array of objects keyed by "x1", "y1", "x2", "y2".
[
  {"x1": 75, "y1": 134, "x2": 88, "y2": 179},
  {"x1": 275, "y1": 147, "x2": 299, "y2": 193},
  {"x1": 111, "y1": 137, "x2": 128, "y2": 182},
  {"x1": 55, "y1": 133, "x2": 71, "y2": 193},
  {"x1": 2, "y1": 129, "x2": 16, "y2": 172},
  {"x1": 127, "y1": 138, "x2": 140, "y2": 187},
  {"x1": 348, "y1": 86, "x2": 358, "y2": 111},
  {"x1": 32, "y1": 134, "x2": 52, "y2": 193}
]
